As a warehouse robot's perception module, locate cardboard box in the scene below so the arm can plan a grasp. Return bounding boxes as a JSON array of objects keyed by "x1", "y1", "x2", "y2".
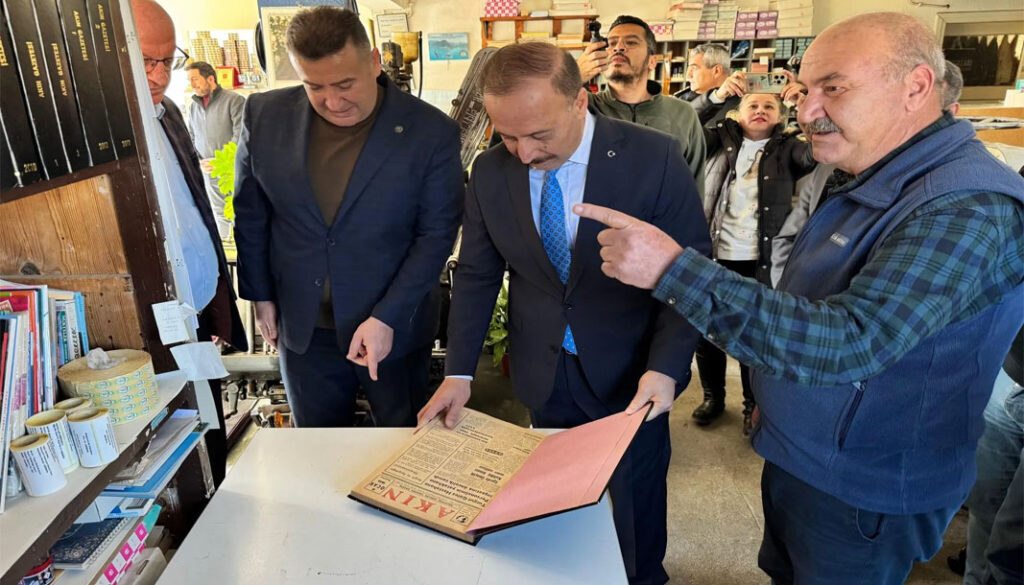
[{"x1": 756, "y1": 28, "x2": 779, "y2": 38}]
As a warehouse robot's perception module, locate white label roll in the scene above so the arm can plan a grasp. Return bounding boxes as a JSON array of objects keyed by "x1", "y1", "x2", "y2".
[
  {"x1": 67, "y1": 408, "x2": 119, "y2": 467},
  {"x1": 26, "y1": 410, "x2": 79, "y2": 473},
  {"x1": 54, "y1": 397, "x2": 93, "y2": 414},
  {"x1": 10, "y1": 434, "x2": 68, "y2": 497}
]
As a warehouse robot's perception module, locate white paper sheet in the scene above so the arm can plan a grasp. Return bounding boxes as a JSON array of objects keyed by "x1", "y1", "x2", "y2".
[{"x1": 169, "y1": 342, "x2": 228, "y2": 381}]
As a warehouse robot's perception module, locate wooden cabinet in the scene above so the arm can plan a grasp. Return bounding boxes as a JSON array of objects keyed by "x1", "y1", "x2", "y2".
[
  {"x1": 481, "y1": 15, "x2": 598, "y2": 50},
  {"x1": 0, "y1": 0, "x2": 211, "y2": 581}
]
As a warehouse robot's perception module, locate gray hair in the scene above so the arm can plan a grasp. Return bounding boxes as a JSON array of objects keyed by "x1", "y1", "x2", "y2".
[
  {"x1": 825, "y1": 13, "x2": 945, "y2": 84},
  {"x1": 691, "y1": 43, "x2": 731, "y2": 75},
  {"x1": 941, "y1": 60, "x2": 963, "y2": 109}
]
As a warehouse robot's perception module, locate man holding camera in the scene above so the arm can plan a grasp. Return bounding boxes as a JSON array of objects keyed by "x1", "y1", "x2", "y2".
[{"x1": 577, "y1": 15, "x2": 706, "y2": 195}]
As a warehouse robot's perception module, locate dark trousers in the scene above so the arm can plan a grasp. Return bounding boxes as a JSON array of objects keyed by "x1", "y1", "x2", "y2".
[
  {"x1": 279, "y1": 327, "x2": 430, "y2": 427},
  {"x1": 758, "y1": 461, "x2": 959, "y2": 585},
  {"x1": 695, "y1": 259, "x2": 756, "y2": 411},
  {"x1": 529, "y1": 352, "x2": 671, "y2": 585}
]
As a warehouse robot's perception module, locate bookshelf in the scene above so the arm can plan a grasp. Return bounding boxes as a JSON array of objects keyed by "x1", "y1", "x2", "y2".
[
  {"x1": 652, "y1": 36, "x2": 814, "y2": 95},
  {"x1": 0, "y1": 0, "x2": 212, "y2": 582},
  {"x1": 480, "y1": 15, "x2": 598, "y2": 50}
]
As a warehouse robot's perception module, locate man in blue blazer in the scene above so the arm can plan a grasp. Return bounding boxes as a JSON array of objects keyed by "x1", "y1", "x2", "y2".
[
  {"x1": 234, "y1": 6, "x2": 463, "y2": 427},
  {"x1": 419, "y1": 43, "x2": 710, "y2": 585}
]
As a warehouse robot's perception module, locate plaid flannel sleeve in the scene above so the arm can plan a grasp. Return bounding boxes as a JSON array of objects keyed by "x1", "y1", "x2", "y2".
[{"x1": 653, "y1": 192, "x2": 1024, "y2": 386}]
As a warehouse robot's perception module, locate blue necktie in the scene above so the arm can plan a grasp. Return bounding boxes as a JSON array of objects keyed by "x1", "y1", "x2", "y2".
[{"x1": 539, "y1": 171, "x2": 577, "y2": 354}]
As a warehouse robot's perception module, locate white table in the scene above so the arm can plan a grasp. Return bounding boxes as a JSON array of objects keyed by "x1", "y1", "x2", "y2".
[{"x1": 157, "y1": 428, "x2": 628, "y2": 585}]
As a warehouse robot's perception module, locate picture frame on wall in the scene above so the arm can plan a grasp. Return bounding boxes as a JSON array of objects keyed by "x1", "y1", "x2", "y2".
[
  {"x1": 256, "y1": 1, "x2": 361, "y2": 88},
  {"x1": 427, "y1": 33, "x2": 470, "y2": 61},
  {"x1": 260, "y1": 6, "x2": 303, "y2": 87},
  {"x1": 375, "y1": 12, "x2": 409, "y2": 44}
]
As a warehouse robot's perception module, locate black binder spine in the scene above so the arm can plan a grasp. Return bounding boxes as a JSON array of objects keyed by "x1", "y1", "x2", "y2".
[
  {"x1": 56, "y1": 0, "x2": 114, "y2": 165},
  {"x1": 0, "y1": 9, "x2": 43, "y2": 187},
  {"x1": 32, "y1": 0, "x2": 89, "y2": 171},
  {"x1": 84, "y1": 0, "x2": 133, "y2": 157},
  {"x1": 3, "y1": 0, "x2": 70, "y2": 180}
]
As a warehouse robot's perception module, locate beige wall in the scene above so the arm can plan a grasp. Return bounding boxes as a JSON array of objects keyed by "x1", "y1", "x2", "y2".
[
  {"x1": 155, "y1": 0, "x2": 1022, "y2": 93},
  {"x1": 409, "y1": 0, "x2": 1021, "y2": 92}
]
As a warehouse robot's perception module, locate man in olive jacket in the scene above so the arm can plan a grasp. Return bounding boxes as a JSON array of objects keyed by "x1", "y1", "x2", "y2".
[{"x1": 577, "y1": 15, "x2": 706, "y2": 196}]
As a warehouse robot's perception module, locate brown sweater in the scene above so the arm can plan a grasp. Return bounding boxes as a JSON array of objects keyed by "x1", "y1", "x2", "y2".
[{"x1": 308, "y1": 86, "x2": 384, "y2": 328}]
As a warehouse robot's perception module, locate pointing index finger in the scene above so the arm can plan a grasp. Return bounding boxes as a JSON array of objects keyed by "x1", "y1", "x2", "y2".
[{"x1": 573, "y1": 203, "x2": 635, "y2": 229}]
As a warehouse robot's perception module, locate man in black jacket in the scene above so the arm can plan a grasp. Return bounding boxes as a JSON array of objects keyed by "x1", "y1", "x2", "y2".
[
  {"x1": 675, "y1": 43, "x2": 741, "y2": 126},
  {"x1": 133, "y1": 0, "x2": 248, "y2": 487}
]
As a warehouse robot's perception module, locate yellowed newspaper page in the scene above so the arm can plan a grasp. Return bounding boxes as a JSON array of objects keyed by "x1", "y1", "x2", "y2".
[{"x1": 350, "y1": 408, "x2": 545, "y2": 540}]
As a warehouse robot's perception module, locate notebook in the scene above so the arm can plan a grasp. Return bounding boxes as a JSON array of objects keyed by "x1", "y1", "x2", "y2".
[{"x1": 51, "y1": 516, "x2": 131, "y2": 569}]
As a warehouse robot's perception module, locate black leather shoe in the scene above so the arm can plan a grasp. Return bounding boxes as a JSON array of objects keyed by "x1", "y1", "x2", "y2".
[{"x1": 692, "y1": 392, "x2": 725, "y2": 426}]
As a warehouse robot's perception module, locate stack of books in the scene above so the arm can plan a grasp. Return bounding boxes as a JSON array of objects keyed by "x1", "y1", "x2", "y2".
[
  {"x1": 770, "y1": 0, "x2": 813, "y2": 37},
  {"x1": 549, "y1": 2, "x2": 597, "y2": 16},
  {"x1": 0, "y1": 280, "x2": 89, "y2": 512},
  {"x1": 556, "y1": 33, "x2": 584, "y2": 47},
  {"x1": 2, "y1": 0, "x2": 133, "y2": 189},
  {"x1": 668, "y1": 2, "x2": 702, "y2": 40},
  {"x1": 517, "y1": 31, "x2": 557, "y2": 45}
]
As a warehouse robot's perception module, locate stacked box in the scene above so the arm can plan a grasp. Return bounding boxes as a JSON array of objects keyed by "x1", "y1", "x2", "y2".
[
  {"x1": 483, "y1": 0, "x2": 520, "y2": 17},
  {"x1": 755, "y1": 10, "x2": 777, "y2": 38},
  {"x1": 734, "y1": 18, "x2": 756, "y2": 39},
  {"x1": 771, "y1": 0, "x2": 813, "y2": 36},
  {"x1": 669, "y1": 2, "x2": 702, "y2": 39},
  {"x1": 650, "y1": 21, "x2": 674, "y2": 42}
]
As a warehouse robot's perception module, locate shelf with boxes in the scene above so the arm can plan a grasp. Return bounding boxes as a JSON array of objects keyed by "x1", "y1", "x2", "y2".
[
  {"x1": 480, "y1": 15, "x2": 598, "y2": 50},
  {"x1": 652, "y1": 36, "x2": 814, "y2": 93}
]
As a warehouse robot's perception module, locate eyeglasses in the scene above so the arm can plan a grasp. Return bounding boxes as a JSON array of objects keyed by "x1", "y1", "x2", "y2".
[{"x1": 143, "y1": 46, "x2": 190, "y2": 73}]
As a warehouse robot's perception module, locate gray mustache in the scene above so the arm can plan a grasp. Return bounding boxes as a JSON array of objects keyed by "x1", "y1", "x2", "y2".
[{"x1": 804, "y1": 117, "x2": 842, "y2": 135}]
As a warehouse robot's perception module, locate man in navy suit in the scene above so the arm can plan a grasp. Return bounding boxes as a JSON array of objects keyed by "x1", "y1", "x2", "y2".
[
  {"x1": 418, "y1": 43, "x2": 710, "y2": 585},
  {"x1": 234, "y1": 6, "x2": 462, "y2": 427}
]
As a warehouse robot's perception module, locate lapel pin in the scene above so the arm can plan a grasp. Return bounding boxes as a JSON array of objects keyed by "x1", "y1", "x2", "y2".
[
  {"x1": 394, "y1": 125, "x2": 404, "y2": 134},
  {"x1": 607, "y1": 150, "x2": 616, "y2": 158}
]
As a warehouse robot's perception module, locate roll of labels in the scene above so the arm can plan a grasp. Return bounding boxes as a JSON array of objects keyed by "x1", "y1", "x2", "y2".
[
  {"x1": 11, "y1": 404, "x2": 119, "y2": 498},
  {"x1": 57, "y1": 349, "x2": 159, "y2": 425}
]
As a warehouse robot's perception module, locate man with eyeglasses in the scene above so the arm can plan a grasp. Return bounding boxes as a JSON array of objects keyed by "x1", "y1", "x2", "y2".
[
  {"x1": 133, "y1": 0, "x2": 248, "y2": 487},
  {"x1": 577, "y1": 15, "x2": 706, "y2": 196},
  {"x1": 677, "y1": 43, "x2": 740, "y2": 127}
]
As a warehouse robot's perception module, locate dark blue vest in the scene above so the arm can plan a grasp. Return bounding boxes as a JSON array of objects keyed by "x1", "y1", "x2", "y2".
[{"x1": 754, "y1": 119, "x2": 1024, "y2": 514}]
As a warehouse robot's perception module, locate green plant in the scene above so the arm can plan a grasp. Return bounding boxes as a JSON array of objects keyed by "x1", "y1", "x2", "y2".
[
  {"x1": 208, "y1": 141, "x2": 237, "y2": 221},
  {"x1": 484, "y1": 281, "x2": 509, "y2": 368}
]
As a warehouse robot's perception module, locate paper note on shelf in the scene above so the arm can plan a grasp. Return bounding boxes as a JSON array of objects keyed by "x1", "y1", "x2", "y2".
[
  {"x1": 150, "y1": 301, "x2": 196, "y2": 345},
  {"x1": 169, "y1": 342, "x2": 228, "y2": 381}
]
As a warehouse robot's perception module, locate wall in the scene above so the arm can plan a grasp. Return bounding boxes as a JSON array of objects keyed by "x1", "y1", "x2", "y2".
[{"x1": 407, "y1": 0, "x2": 1020, "y2": 94}]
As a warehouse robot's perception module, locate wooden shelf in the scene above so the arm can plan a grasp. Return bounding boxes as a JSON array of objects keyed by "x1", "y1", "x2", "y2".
[
  {"x1": 0, "y1": 373, "x2": 188, "y2": 582},
  {"x1": 0, "y1": 159, "x2": 130, "y2": 205},
  {"x1": 481, "y1": 15, "x2": 597, "y2": 49},
  {"x1": 481, "y1": 15, "x2": 597, "y2": 22}
]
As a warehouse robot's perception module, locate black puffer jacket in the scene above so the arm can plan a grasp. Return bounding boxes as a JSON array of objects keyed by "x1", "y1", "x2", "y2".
[{"x1": 702, "y1": 116, "x2": 816, "y2": 284}]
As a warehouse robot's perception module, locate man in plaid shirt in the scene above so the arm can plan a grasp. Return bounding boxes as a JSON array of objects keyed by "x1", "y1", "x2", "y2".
[{"x1": 576, "y1": 12, "x2": 1024, "y2": 585}]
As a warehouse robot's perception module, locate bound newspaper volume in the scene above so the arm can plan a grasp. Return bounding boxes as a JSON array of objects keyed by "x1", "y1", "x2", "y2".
[{"x1": 349, "y1": 405, "x2": 650, "y2": 544}]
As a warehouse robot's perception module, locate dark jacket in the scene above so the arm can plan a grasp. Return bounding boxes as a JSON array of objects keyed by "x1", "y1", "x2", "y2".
[
  {"x1": 758, "y1": 119, "x2": 1024, "y2": 514},
  {"x1": 702, "y1": 116, "x2": 816, "y2": 284},
  {"x1": 233, "y1": 74, "x2": 463, "y2": 356},
  {"x1": 446, "y1": 115, "x2": 710, "y2": 411},
  {"x1": 158, "y1": 99, "x2": 248, "y2": 351},
  {"x1": 678, "y1": 88, "x2": 742, "y2": 127},
  {"x1": 588, "y1": 79, "x2": 706, "y2": 197}
]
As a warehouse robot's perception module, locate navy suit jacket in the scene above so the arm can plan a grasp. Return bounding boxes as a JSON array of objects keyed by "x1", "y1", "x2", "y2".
[
  {"x1": 233, "y1": 75, "x2": 464, "y2": 355},
  {"x1": 446, "y1": 115, "x2": 711, "y2": 411}
]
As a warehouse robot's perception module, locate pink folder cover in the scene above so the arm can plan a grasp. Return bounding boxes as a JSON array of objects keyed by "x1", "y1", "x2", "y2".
[{"x1": 468, "y1": 406, "x2": 650, "y2": 533}]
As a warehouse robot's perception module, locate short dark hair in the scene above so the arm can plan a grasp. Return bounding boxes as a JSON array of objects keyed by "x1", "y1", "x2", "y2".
[
  {"x1": 185, "y1": 61, "x2": 217, "y2": 83},
  {"x1": 480, "y1": 43, "x2": 581, "y2": 100},
  {"x1": 609, "y1": 15, "x2": 656, "y2": 56},
  {"x1": 286, "y1": 5, "x2": 370, "y2": 60}
]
